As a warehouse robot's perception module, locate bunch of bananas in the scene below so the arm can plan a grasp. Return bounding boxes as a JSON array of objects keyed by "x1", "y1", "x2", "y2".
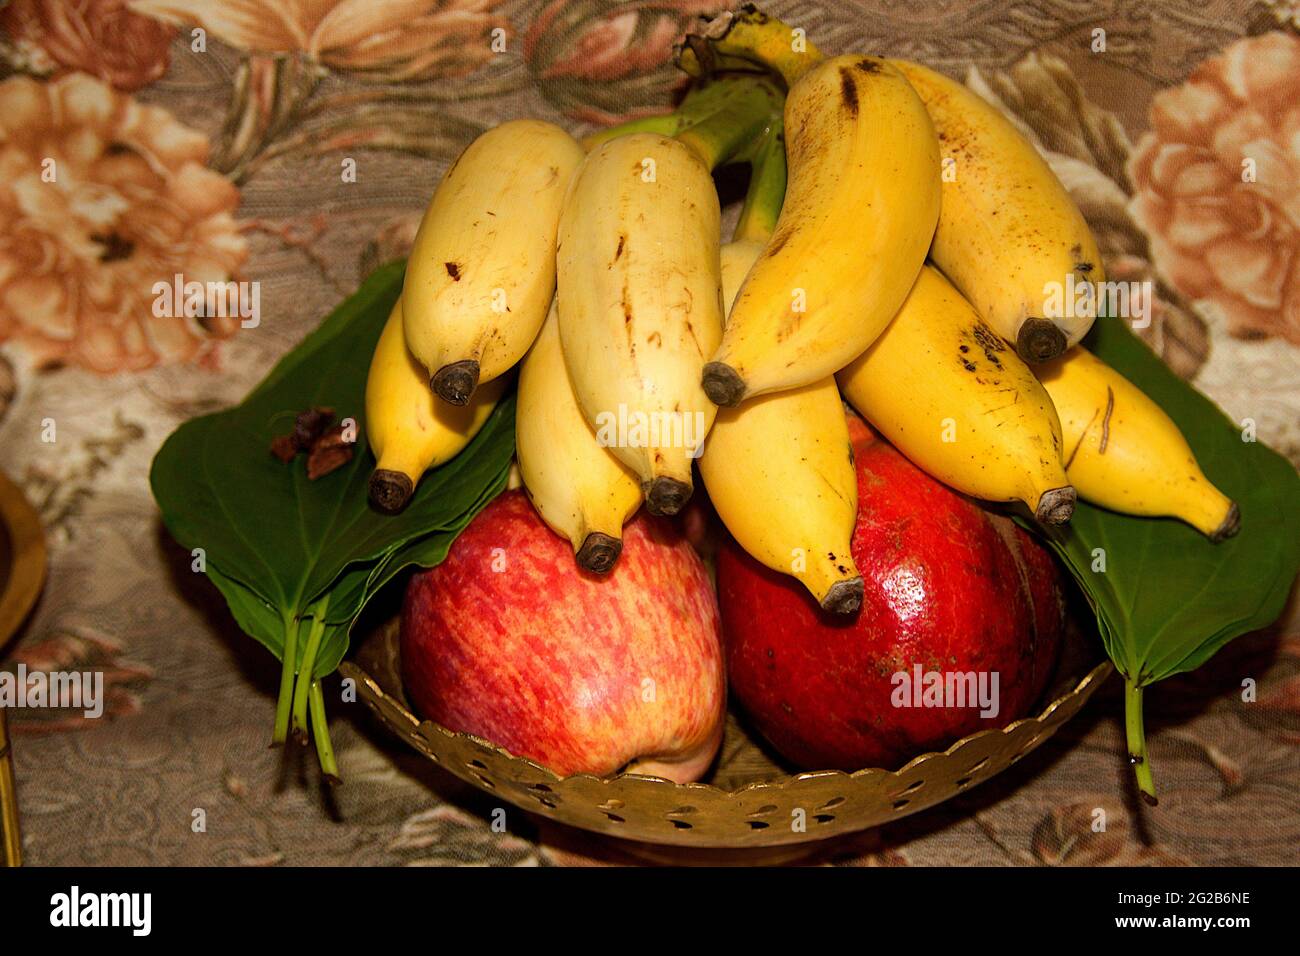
[{"x1": 363, "y1": 6, "x2": 1238, "y2": 611}]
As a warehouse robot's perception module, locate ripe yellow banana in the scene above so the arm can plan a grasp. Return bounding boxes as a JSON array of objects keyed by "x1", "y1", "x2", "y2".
[
  {"x1": 1036, "y1": 347, "x2": 1239, "y2": 539},
  {"x1": 890, "y1": 59, "x2": 1104, "y2": 364},
  {"x1": 719, "y1": 238, "x2": 767, "y2": 296},
  {"x1": 701, "y1": 55, "x2": 940, "y2": 406},
  {"x1": 366, "y1": 298, "x2": 507, "y2": 513},
  {"x1": 402, "y1": 119, "x2": 584, "y2": 405},
  {"x1": 556, "y1": 132, "x2": 723, "y2": 516},
  {"x1": 516, "y1": 301, "x2": 643, "y2": 573},
  {"x1": 838, "y1": 266, "x2": 1075, "y2": 524},
  {"x1": 702, "y1": 240, "x2": 863, "y2": 613}
]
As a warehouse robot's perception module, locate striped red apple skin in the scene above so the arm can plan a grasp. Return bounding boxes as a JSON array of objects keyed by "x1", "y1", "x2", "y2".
[{"x1": 401, "y1": 490, "x2": 725, "y2": 782}]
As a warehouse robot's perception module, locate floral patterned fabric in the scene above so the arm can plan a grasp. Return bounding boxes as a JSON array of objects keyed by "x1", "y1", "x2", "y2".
[{"x1": 1, "y1": 0, "x2": 1297, "y2": 866}]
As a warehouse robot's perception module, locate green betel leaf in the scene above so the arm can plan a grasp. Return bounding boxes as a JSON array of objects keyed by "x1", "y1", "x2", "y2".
[
  {"x1": 207, "y1": 562, "x2": 353, "y2": 686},
  {"x1": 149, "y1": 262, "x2": 515, "y2": 765},
  {"x1": 151, "y1": 263, "x2": 514, "y2": 621},
  {"x1": 345, "y1": 468, "x2": 512, "y2": 620},
  {"x1": 1027, "y1": 317, "x2": 1300, "y2": 802},
  {"x1": 205, "y1": 563, "x2": 284, "y2": 657}
]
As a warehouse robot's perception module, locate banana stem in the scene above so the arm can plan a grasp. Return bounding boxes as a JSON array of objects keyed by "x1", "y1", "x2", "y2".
[
  {"x1": 308, "y1": 679, "x2": 339, "y2": 784},
  {"x1": 290, "y1": 595, "x2": 329, "y2": 744},
  {"x1": 673, "y1": 75, "x2": 783, "y2": 171},
  {"x1": 702, "y1": 7, "x2": 826, "y2": 87},
  {"x1": 580, "y1": 113, "x2": 688, "y2": 152},
  {"x1": 581, "y1": 74, "x2": 778, "y2": 154},
  {"x1": 1125, "y1": 677, "x2": 1158, "y2": 806},
  {"x1": 733, "y1": 116, "x2": 786, "y2": 243},
  {"x1": 272, "y1": 609, "x2": 300, "y2": 745}
]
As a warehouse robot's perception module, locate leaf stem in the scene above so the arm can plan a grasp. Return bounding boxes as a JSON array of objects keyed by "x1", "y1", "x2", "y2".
[
  {"x1": 272, "y1": 609, "x2": 300, "y2": 745},
  {"x1": 291, "y1": 595, "x2": 329, "y2": 743},
  {"x1": 1125, "y1": 677, "x2": 1158, "y2": 806},
  {"x1": 308, "y1": 680, "x2": 339, "y2": 784}
]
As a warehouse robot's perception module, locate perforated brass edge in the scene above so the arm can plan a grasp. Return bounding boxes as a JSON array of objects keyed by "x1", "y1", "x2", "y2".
[{"x1": 342, "y1": 635, "x2": 1112, "y2": 849}]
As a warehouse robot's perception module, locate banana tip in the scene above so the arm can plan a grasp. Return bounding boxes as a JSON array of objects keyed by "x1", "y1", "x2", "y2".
[
  {"x1": 1210, "y1": 502, "x2": 1241, "y2": 542},
  {"x1": 431, "y1": 360, "x2": 480, "y2": 406},
  {"x1": 821, "y1": 577, "x2": 864, "y2": 616},
  {"x1": 369, "y1": 469, "x2": 415, "y2": 514},
  {"x1": 645, "y1": 476, "x2": 692, "y2": 516},
  {"x1": 577, "y1": 532, "x2": 623, "y2": 574},
  {"x1": 1016, "y1": 318, "x2": 1068, "y2": 364},
  {"x1": 1036, "y1": 486, "x2": 1076, "y2": 525},
  {"x1": 701, "y1": 361, "x2": 747, "y2": 407}
]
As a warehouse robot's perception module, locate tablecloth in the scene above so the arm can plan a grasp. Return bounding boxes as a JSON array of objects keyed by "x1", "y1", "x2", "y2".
[{"x1": 1, "y1": 0, "x2": 1298, "y2": 866}]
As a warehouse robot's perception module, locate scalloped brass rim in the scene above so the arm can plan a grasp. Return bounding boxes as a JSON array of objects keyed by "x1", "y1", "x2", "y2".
[{"x1": 342, "y1": 638, "x2": 1113, "y2": 849}]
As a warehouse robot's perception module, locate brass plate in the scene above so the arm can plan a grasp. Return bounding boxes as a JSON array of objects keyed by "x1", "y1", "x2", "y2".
[
  {"x1": 0, "y1": 467, "x2": 46, "y2": 868},
  {"x1": 343, "y1": 617, "x2": 1112, "y2": 849},
  {"x1": 0, "y1": 468, "x2": 46, "y2": 655}
]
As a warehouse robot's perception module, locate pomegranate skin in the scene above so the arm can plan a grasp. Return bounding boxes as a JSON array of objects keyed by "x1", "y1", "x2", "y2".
[
  {"x1": 401, "y1": 490, "x2": 726, "y2": 782},
  {"x1": 717, "y1": 437, "x2": 1065, "y2": 771},
  {"x1": 1009, "y1": 522, "x2": 1066, "y2": 704}
]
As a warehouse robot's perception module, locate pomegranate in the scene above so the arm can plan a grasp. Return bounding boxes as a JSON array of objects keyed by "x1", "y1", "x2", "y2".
[{"x1": 717, "y1": 427, "x2": 1065, "y2": 770}]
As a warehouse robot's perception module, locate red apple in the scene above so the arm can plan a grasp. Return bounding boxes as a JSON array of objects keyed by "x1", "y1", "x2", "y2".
[
  {"x1": 716, "y1": 427, "x2": 1065, "y2": 771},
  {"x1": 401, "y1": 490, "x2": 726, "y2": 782}
]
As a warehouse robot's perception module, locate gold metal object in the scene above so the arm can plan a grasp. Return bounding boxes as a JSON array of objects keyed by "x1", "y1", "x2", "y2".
[
  {"x1": 343, "y1": 617, "x2": 1111, "y2": 850},
  {"x1": 0, "y1": 712, "x2": 19, "y2": 866},
  {"x1": 0, "y1": 468, "x2": 49, "y2": 867}
]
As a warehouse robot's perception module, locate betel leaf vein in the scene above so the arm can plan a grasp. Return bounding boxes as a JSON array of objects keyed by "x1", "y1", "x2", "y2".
[
  {"x1": 151, "y1": 260, "x2": 517, "y2": 664},
  {"x1": 1035, "y1": 317, "x2": 1300, "y2": 687},
  {"x1": 152, "y1": 263, "x2": 403, "y2": 614},
  {"x1": 1020, "y1": 316, "x2": 1300, "y2": 799}
]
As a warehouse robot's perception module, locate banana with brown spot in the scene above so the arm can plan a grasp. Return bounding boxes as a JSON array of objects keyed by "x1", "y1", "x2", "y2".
[
  {"x1": 890, "y1": 59, "x2": 1104, "y2": 364},
  {"x1": 516, "y1": 301, "x2": 643, "y2": 573},
  {"x1": 365, "y1": 298, "x2": 508, "y2": 514},
  {"x1": 701, "y1": 55, "x2": 940, "y2": 407},
  {"x1": 1036, "y1": 347, "x2": 1238, "y2": 539},
  {"x1": 403, "y1": 120, "x2": 584, "y2": 406},
  {"x1": 838, "y1": 266, "x2": 1075, "y2": 524},
  {"x1": 556, "y1": 132, "x2": 723, "y2": 516},
  {"x1": 702, "y1": 239, "x2": 863, "y2": 613}
]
